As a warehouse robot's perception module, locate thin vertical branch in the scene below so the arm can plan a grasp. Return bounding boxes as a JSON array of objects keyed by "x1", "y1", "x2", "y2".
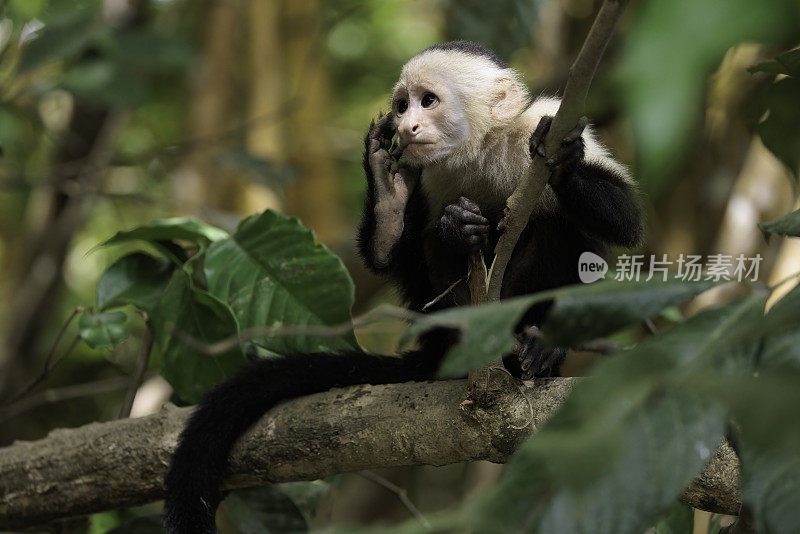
[
  {"x1": 485, "y1": 0, "x2": 630, "y2": 302},
  {"x1": 118, "y1": 322, "x2": 154, "y2": 419}
]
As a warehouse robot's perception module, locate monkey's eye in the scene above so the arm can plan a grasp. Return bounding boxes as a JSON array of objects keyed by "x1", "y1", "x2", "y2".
[
  {"x1": 421, "y1": 93, "x2": 438, "y2": 108},
  {"x1": 397, "y1": 99, "x2": 408, "y2": 114}
]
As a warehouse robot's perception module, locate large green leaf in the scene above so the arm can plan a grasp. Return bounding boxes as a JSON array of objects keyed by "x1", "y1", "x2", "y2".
[
  {"x1": 101, "y1": 217, "x2": 228, "y2": 248},
  {"x1": 78, "y1": 310, "x2": 130, "y2": 350},
  {"x1": 96, "y1": 253, "x2": 174, "y2": 313},
  {"x1": 469, "y1": 294, "x2": 770, "y2": 533},
  {"x1": 618, "y1": 0, "x2": 798, "y2": 193},
  {"x1": 540, "y1": 279, "x2": 720, "y2": 347},
  {"x1": 204, "y1": 210, "x2": 359, "y2": 354},
  {"x1": 151, "y1": 272, "x2": 247, "y2": 404},
  {"x1": 405, "y1": 279, "x2": 717, "y2": 377}
]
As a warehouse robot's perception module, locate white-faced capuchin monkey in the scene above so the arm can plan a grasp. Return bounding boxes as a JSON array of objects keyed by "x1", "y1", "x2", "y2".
[{"x1": 164, "y1": 41, "x2": 643, "y2": 533}]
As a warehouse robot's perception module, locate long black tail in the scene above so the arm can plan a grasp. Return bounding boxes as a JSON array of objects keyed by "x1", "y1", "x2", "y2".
[{"x1": 163, "y1": 349, "x2": 439, "y2": 534}]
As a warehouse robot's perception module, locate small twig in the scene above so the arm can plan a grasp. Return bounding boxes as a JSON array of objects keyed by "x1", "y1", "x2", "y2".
[
  {"x1": 118, "y1": 320, "x2": 154, "y2": 419},
  {"x1": 357, "y1": 471, "x2": 431, "y2": 530},
  {"x1": 574, "y1": 339, "x2": 621, "y2": 354},
  {"x1": 0, "y1": 376, "x2": 130, "y2": 423},
  {"x1": 3, "y1": 304, "x2": 83, "y2": 406},
  {"x1": 171, "y1": 304, "x2": 465, "y2": 356},
  {"x1": 422, "y1": 275, "x2": 466, "y2": 311},
  {"x1": 642, "y1": 319, "x2": 658, "y2": 336}
]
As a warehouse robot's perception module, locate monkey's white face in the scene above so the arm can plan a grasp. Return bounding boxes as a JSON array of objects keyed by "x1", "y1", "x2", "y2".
[{"x1": 391, "y1": 82, "x2": 470, "y2": 165}]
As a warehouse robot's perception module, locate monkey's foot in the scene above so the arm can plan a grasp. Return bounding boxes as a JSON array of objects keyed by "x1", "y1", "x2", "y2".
[
  {"x1": 438, "y1": 197, "x2": 490, "y2": 254},
  {"x1": 515, "y1": 328, "x2": 567, "y2": 379}
]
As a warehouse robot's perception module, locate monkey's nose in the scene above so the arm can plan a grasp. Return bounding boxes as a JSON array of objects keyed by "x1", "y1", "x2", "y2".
[{"x1": 411, "y1": 123, "x2": 420, "y2": 134}]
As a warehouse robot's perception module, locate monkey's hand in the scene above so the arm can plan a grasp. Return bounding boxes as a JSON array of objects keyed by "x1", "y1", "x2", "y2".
[
  {"x1": 436, "y1": 197, "x2": 490, "y2": 254},
  {"x1": 515, "y1": 327, "x2": 567, "y2": 379},
  {"x1": 367, "y1": 113, "x2": 420, "y2": 267},
  {"x1": 529, "y1": 116, "x2": 588, "y2": 188}
]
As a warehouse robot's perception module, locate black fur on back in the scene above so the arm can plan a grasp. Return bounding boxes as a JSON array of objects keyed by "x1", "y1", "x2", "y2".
[
  {"x1": 421, "y1": 40, "x2": 508, "y2": 69},
  {"x1": 164, "y1": 349, "x2": 443, "y2": 534}
]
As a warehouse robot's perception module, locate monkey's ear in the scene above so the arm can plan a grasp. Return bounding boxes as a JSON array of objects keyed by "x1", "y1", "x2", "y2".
[{"x1": 490, "y1": 76, "x2": 526, "y2": 121}]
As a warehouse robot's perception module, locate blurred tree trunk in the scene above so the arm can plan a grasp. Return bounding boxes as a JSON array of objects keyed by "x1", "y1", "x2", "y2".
[
  {"x1": 240, "y1": 0, "x2": 285, "y2": 215},
  {"x1": 282, "y1": 0, "x2": 345, "y2": 245},
  {"x1": 0, "y1": 0, "x2": 147, "y2": 401},
  {"x1": 171, "y1": 0, "x2": 238, "y2": 215}
]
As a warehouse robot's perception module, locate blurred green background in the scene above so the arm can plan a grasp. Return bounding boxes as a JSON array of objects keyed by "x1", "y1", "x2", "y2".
[{"x1": 0, "y1": 0, "x2": 798, "y2": 532}]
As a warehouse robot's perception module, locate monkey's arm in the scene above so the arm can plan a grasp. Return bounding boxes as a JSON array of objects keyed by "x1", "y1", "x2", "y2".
[
  {"x1": 551, "y1": 161, "x2": 643, "y2": 247},
  {"x1": 357, "y1": 114, "x2": 433, "y2": 310},
  {"x1": 530, "y1": 116, "x2": 644, "y2": 248}
]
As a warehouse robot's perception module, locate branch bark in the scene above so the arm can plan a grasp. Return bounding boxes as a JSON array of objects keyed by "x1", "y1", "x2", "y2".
[{"x1": 0, "y1": 377, "x2": 740, "y2": 530}]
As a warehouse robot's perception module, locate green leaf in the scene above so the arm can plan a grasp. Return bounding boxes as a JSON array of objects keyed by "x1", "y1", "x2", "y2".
[
  {"x1": 540, "y1": 279, "x2": 720, "y2": 347},
  {"x1": 204, "y1": 210, "x2": 359, "y2": 354},
  {"x1": 754, "y1": 78, "x2": 800, "y2": 177},
  {"x1": 102, "y1": 217, "x2": 228, "y2": 248},
  {"x1": 18, "y1": 12, "x2": 99, "y2": 72},
  {"x1": 96, "y1": 253, "x2": 174, "y2": 313},
  {"x1": 405, "y1": 279, "x2": 717, "y2": 377},
  {"x1": 748, "y1": 47, "x2": 800, "y2": 77},
  {"x1": 404, "y1": 296, "x2": 536, "y2": 378},
  {"x1": 79, "y1": 311, "x2": 130, "y2": 350},
  {"x1": 474, "y1": 394, "x2": 724, "y2": 534},
  {"x1": 759, "y1": 209, "x2": 800, "y2": 238},
  {"x1": 618, "y1": 0, "x2": 798, "y2": 193},
  {"x1": 151, "y1": 272, "x2": 247, "y2": 403},
  {"x1": 222, "y1": 485, "x2": 311, "y2": 534},
  {"x1": 738, "y1": 427, "x2": 800, "y2": 534},
  {"x1": 470, "y1": 295, "x2": 770, "y2": 534}
]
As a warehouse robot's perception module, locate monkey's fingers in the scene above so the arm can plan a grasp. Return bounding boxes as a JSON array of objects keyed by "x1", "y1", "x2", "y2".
[
  {"x1": 457, "y1": 196, "x2": 484, "y2": 216},
  {"x1": 546, "y1": 137, "x2": 584, "y2": 170},
  {"x1": 529, "y1": 115, "x2": 553, "y2": 159},
  {"x1": 369, "y1": 112, "x2": 396, "y2": 151},
  {"x1": 445, "y1": 204, "x2": 488, "y2": 226},
  {"x1": 560, "y1": 116, "x2": 588, "y2": 146}
]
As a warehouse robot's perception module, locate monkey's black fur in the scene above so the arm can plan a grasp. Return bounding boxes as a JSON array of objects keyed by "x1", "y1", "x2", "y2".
[{"x1": 164, "y1": 48, "x2": 643, "y2": 534}]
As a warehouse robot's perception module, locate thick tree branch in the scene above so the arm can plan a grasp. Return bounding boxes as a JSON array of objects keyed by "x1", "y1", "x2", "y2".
[{"x1": 0, "y1": 377, "x2": 739, "y2": 530}]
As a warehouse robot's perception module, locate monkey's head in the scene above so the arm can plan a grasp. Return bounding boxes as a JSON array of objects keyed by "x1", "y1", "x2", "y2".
[{"x1": 391, "y1": 42, "x2": 529, "y2": 166}]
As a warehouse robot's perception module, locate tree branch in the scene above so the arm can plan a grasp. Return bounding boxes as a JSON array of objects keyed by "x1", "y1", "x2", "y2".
[
  {"x1": 0, "y1": 377, "x2": 739, "y2": 530},
  {"x1": 486, "y1": 0, "x2": 629, "y2": 301}
]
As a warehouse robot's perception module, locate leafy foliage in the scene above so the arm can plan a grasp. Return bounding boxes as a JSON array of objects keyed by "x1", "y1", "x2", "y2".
[
  {"x1": 759, "y1": 208, "x2": 800, "y2": 239},
  {"x1": 405, "y1": 279, "x2": 719, "y2": 377},
  {"x1": 618, "y1": 0, "x2": 800, "y2": 192},
  {"x1": 78, "y1": 310, "x2": 130, "y2": 350},
  {"x1": 205, "y1": 211, "x2": 360, "y2": 354},
  {"x1": 92, "y1": 210, "x2": 358, "y2": 403}
]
